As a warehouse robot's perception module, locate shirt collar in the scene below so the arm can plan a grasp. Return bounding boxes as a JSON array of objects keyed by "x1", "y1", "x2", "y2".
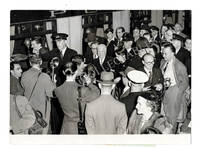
[
  {"x1": 61, "y1": 47, "x2": 67, "y2": 55},
  {"x1": 127, "y1": 48, "x2": 132, "y2": 53},
  {"x1": 108, "y1": 37, "x2": 115, "y2": 43}
]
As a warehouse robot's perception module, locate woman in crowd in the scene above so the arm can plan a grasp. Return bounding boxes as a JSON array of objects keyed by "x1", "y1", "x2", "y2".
[{"x1": 54, "y1": 62, "x2": 80, "y2": 134}]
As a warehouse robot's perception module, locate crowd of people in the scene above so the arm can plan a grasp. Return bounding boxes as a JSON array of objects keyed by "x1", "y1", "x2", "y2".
[{"x1": 10, "y1": 22, "x2": 191, "y2": 135}]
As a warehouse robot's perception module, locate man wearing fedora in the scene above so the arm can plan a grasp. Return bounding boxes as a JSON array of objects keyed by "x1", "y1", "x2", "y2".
[{"x1": 85, "y1": 71, "x2": 127, "y2": 134}]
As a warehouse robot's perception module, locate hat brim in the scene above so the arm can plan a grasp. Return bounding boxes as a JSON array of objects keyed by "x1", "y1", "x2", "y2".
[
  {"x1": 127, "y1": 70, "x2": 149, "y2": 84},
  {"x1": 97, "y1": 77, "x2": 121, "y2": 85}
]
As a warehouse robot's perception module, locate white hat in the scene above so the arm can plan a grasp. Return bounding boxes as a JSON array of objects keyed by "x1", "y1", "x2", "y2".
[{"x1": 127, "y1": 70, "x2": 148, "y2": 84}]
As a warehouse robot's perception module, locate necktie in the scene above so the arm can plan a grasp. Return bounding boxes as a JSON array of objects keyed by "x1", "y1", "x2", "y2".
[
  {"x1": 163, "y1": 62, "x2": 168, "y2": 73},
  {"x1": 60, "y1": 51, "x2": 63, "y2": 60},
  {"x1": 149, "y1": 71, "x2": 152, "y2": 82}
]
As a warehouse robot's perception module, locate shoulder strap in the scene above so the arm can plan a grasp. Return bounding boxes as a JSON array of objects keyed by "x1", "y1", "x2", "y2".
[
  {"x1": 29, "y1": 72, "x2": 42, "y2": 101},
  {"x1": 77, "y1": 86, "x2": 83, "y2": 121},
  {"x1": 152, "y1": 114, "x2": 164, "y2": 127},
  {"x1": 13, "y1": 95, "x2": 22, "y2": 118}
]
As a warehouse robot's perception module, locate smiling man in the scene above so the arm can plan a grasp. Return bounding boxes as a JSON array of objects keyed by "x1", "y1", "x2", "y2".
[{"x1": 10, "y1": 61, "x2": 24, "y2": 95}]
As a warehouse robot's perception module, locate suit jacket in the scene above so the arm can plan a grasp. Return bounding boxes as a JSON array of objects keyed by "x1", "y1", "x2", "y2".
[
  {"x1": 54, "y1": 81, "x2": 80, "y2": 134},
  {"x1": 92, "y1": 56, "x2": 112, "y2": 78},
  {"x1": 106, "y1": 40, "x2": 117, "y2": 58},
  {"x1": 10, "y1": 95, "x2": 35, "y2": 134},
  {"x1": 41, "y1": 47, "x2": 77, "y2": 86},
  {"x1": 176, "y1": 47, "x2": 191, "y2": 75},
  {"x1": 127, "y1": 54, "x2": 143, "y2": 70},
  {"x1": 128, "y1": 110, "x2": 172, "y2": 134},
  {"x1": 120, "y1": 92, "x2": 143, "y2": 119},
  {"x1": 160, "y1": 57, "x2": 189, "y2": 94},
  {"x1": 21, "y1": 67, "x2": 55, "y2": 133},
  {"x1": 80, "y1": 83, "x2": 100, "y2": 103},
  {"x1": 140, "y1": 67, "x2": 164, "y2": 87},
  {"x1": 160, "y1": 57, "x2": 189, "y2": 122},
  {"x1": 10, "y1": 74, "x2": 24, "y2": 96},
  {"x1": 85, "y1": 95, "x2": 127, "y2": 134},
  {"x1": 114, "y1": 50, "x2": 142, "y2": 72},
  {"x1": 119, "y1": 88, "x2": 131, "y2": 100},
  {"x1": 84, "y1": 45, "x2": 94, "y2": 64}
]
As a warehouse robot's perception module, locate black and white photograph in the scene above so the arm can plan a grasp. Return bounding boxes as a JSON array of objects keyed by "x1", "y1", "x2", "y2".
[{"x1": 4, "y1": 0, "x2": 197, "y2": 147}]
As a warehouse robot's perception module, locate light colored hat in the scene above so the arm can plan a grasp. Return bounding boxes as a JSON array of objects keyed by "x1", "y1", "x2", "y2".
[
  {"x1": 127, "y1": 70, "x2": 148, "y2": 84},
  {"x1": 97, "y1": 71, "x2": 120, "y2": 85}
]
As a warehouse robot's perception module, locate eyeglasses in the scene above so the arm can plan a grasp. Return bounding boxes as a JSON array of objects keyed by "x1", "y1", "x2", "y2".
[{"x1": 144, "y1": 60, "x2": 154, "y2": 65}]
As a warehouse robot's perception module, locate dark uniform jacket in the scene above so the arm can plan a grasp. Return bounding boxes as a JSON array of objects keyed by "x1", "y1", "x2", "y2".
[
  {"x1": 42, "y1": 47, "x2": 77, "y2": 86},
  {"x1": 120, "y1": 92, "x2": 143, "y2": 119}
]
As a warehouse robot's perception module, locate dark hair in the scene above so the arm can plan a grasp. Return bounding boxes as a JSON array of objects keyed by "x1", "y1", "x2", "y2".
[
  {"x1": 63, "y1": 62, "x2": 77, "y2": 76},
  {"x1": 143, "y1": 32, "x2": 152, "y2": 38},
  {"x1": 91, "y1": 40, "x2": 99, "y2": 47},
  {"x1": 104, "y1": 28, "x2": 114, "y2": 34},
  {"x1": 116, "y1": 26, "x2": 125, "y2": 38},
  {"x1": 71, "y1": 54, "x2": 84, "y2": 66},
  {"x1": 29, "y1": 54, "x2": 42, "y2": 65},
  {"x1": 10, "y1": 61, "x2": 20, "y2": 70},
  {"x1": 31, "y1": 36, "x2": 43, "y2": 45},
  {"x1": 83, "y1": 64, "x2": 97, "y2": 79},
  {"x1": 140, "y1": 25, "x2": 151, "y2": 33},
  {"x1": 146, "y1": 100, "x2": 158, "y2": 112},
  {"x1": 162, "y1": 42, "x2": 176, "y2": 53},
  {"x1": 136, "y1": 37, "x2": 150, "y2": 50},
  {"x1": 151, "y1": 43, "x2": 160, "y2": 54}
]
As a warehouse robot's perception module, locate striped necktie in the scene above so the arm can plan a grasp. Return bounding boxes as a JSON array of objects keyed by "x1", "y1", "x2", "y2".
[{"x1": 163, "y1": 62, "x2": 168, "y2": 73}]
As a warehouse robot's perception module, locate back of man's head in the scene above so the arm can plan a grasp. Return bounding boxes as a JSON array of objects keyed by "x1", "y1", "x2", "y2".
[{"x1": 29, "y1": 54, "x2": 42, "y2": 66}]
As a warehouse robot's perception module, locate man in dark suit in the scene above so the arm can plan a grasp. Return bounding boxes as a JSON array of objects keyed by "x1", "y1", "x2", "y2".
[
  {"x1": 140, "y1": 53, "x2": 164, "y2": 91},
  {"x1": 92, "y1": 44, "x2": 112, "y2": 79},
  {"x1": 150, "y1": 26, "x2": 161, "y2": 45},
  {"x1": 10, "y1": 61, "x2": 24, "y2": 95},
  {"x1": 140, "y1": 53, "x2": 164, "y2": 112},
  {"x1": 104, "y1": 28, "x2": 117, "y2": 58},
  {"x1": 115, "y1": 33, "x2": 143, "y2": 71},
  {"x1": 43, "y1": 33, "x2": 78, "y2": 86},
  {"x1": 31, "y1": 36, "x2": 49, "y2": 72},
  {"x1": 172, "y1": 34, "x2": 191, "y2": 76},
  {"x1": 42, "y1": 33, "x2": 77, "y2": 134}
]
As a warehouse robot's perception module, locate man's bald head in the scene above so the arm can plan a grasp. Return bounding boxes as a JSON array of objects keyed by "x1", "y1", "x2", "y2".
[
  {"x1": 143, "y1": 53, "x2": 154, "y2": 62},
  {"x1": 142, "y1": 53, "x2": 155, "y2": 70}
]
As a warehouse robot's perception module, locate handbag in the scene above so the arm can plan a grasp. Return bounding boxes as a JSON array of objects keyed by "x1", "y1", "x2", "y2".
[
  {"x1": 141, "y1": 115, "x2": 163, "y2": 134},
  {"x1": 28, "y1": 72, "x2": 48, "y2": 134},
  {"x1": 28, "y1": 108, "x2": 48, "y2": 134},
  {"x1": 77, "y1": 86, "x2": 87, "y2": 134}
]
